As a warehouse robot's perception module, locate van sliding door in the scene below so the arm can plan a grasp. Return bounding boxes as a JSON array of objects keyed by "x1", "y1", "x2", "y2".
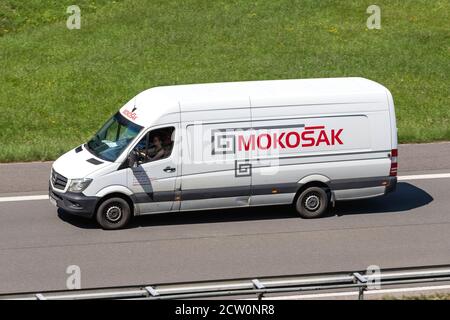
[{"x1": 180, "y1": 108, "x2": 252, "y2": 211}]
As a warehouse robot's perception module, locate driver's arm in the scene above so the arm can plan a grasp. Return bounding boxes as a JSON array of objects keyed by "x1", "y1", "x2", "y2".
[{"x1": 149, "y1": 149, "x2": 165, "y2": 162}]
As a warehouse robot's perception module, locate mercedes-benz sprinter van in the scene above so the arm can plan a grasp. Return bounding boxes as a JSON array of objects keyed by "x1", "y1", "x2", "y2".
[{"x1": 49, "y1": 78, "x2": 398, "y2": 229}]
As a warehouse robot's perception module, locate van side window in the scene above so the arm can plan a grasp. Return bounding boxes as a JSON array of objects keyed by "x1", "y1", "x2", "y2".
[{"x1": 133, "y1": 127, "x2": 175, "y2": 164}]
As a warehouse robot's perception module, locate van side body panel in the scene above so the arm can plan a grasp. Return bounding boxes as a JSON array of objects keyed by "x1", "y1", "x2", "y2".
[
  {"x1": 176, "y1": 94, "x2": 393, "y2": 209},
  {"x1": 180, "y1": 104, "x2": 253, "y2": 211},
  {"x1": 248, "y1": 93, "x2": 392, "y2": 203}
]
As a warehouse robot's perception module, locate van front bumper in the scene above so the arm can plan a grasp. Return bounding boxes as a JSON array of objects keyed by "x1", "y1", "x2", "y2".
[{"x1": 49, "y1": 184, "x2": 98, "y2": 218}]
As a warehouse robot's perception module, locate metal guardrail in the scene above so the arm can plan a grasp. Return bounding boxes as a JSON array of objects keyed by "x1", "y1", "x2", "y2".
[{"x1": 2, "y1": 265, "x2": 450, "y2": 300}]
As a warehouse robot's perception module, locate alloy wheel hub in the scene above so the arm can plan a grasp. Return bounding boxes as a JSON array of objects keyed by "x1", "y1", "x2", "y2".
[
  {"x1": 105, "y1": 205, "x2": 122, "y2": 222},
  {"x1": 304, "y1": 194, "x2": 320, "y2": 211}
]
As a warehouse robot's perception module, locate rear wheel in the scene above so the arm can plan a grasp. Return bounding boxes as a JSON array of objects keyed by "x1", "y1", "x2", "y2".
[
  {"x1": 95, "y1": 197, "x2": 131, "y2": 230},
  {"x1": 295, "y1": 186, "x2": 329, "y2": 218}
]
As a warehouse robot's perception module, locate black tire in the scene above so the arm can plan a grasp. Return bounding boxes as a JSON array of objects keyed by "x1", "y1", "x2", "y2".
[
  {"x1": 95, "y1": 197, "x2": 131, "y2": 230},
  {"x1": 295, "y1": 186, "x2": 329, "y2": 219}
]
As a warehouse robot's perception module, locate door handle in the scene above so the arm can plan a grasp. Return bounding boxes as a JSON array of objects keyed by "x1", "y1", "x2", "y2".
[{"x1": 163, "y1": 166, "x2": 176, "y2": 173}]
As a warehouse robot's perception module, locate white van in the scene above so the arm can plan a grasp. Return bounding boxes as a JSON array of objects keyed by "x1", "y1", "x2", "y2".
[{"x1": 49, "y1": 77, "x2": 398, "y2": 229}]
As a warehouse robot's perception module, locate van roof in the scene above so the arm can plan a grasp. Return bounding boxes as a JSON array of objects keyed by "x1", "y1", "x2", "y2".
[{"x1": 121, "y1": 77, "x2": 390, "y2": 126}]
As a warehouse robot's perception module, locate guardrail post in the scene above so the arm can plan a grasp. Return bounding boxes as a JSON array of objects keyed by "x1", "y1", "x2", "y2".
[
  {"x1": 252, "y1": 279, "x2": 265, "y2": 300},
  {"x1": 353, "y1": 272, "x2": 368, "y2": 300},
  {"x1": 35, "y1": 293, "x2": 46, "y2": 300},
  {"x1": 358, "y1": 286, "x2": 365, "y2": 300},
  {"x1": 144, "y1": 286, "x2": 159, "y2": 297}
]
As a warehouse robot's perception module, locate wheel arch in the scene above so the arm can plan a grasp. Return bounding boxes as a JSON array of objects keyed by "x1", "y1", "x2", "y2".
[
  {"x1": 293, "y1": 176, "x2": 331, "y2": 205},
  {"x1": 95, "y1": 192, "x2": 135, "y2": 216}
]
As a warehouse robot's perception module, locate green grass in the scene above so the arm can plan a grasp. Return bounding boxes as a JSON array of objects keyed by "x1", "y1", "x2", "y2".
[
  {"x1": 384, "y1": 293, "x2": 450, "y2": 300},
  {"x1": 0, "y1": 0, "x2": 449, "y2": 162}
]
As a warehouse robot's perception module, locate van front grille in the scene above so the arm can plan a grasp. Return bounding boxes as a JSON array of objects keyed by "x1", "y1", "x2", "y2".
[{"x1": 51, "y1": 169, "x2": 68, "y2": 190}]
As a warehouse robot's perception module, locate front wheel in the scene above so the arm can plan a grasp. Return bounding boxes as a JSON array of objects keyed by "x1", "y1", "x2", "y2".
[
  {"x1": 96, "y1": 197, "x2": 131, "y2": 230},
  {"x1": 295, "y1": 186, "x2": 329, "y2": 219}
]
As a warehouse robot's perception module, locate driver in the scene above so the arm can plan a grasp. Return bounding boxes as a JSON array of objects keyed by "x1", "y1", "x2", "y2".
[
  {"x1": 136, "y1": 135, "x2": 165, "y2": 163},
  {"x1": 148, "y1": 135, "x2": 165, "y2": 161}
]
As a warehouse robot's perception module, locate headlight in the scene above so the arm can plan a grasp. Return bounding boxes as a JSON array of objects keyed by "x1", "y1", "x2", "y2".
[{"x1": 68, "y1": 178, "x2": 92, "y2": 192}]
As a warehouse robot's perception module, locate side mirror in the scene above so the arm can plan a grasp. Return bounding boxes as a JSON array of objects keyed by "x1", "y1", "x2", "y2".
[{"x1": 127, "y1": 151, "x2": 138, "y2": 168}]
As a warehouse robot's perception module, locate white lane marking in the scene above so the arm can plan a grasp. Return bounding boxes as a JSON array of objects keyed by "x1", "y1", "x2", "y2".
[
  {"x1": 0, "y1": 173, "x2": 449, "y2": 204},
  {"x1": 244, "y1": 284, "x2": 450, "y2": 300},
  {"x1": 0, "y1": 195, "x2": 48, "y2": 203},
  {"x1": 398, "y1": 173, "x2": 450, "y2": 181}
]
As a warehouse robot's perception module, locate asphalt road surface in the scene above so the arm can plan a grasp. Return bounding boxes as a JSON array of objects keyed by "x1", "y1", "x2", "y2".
[{"x1": 0, "y1": 142, "x2": 449, "y2": 294}]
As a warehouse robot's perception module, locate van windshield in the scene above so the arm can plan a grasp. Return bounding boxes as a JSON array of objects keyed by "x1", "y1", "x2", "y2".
[{"x1": 85, "y1": 112, "x2": 143, "y2": 162}]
